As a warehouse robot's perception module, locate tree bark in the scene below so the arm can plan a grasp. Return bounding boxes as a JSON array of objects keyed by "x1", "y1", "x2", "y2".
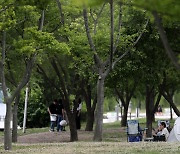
[
  {"x1": 4, "y1": 99, "x2": 12, "y2": 150},
  {"x1": 84, "y1": 85, "x2": 96, "y2": 131},
  {"x1": 12, "y1": 94, "x2": 20, "y2": 142},
  {"x1": 145, "y1": 85, "x2": 155, "y2": 137},
  {"x1": 93, "y1": 75, "x2": 105, "y2": 141},
  {"x1": 65, "y1": 106, "x2": 78, "y2": 141},
  {"x1": 85, "y1": 110, "x2": 94, "y2": 131},
  {"x1": 82, "y1": 80, "x2": 96, "y2": 131},
  {"x1": 121, "y1": 106, "x2": 128, "y2": 127}
]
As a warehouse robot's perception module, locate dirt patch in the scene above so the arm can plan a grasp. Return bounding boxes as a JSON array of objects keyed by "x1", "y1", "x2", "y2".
[
  {"x1": 0, "y1": 128, "x2": 125, "y2": 144},
  {"x1": 0, "y1": 130, "x2": 94, "y2": 144}
]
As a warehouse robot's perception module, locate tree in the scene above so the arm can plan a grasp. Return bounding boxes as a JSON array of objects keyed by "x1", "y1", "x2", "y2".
[
  {"x1": 83, "y1": 1, "x2": 148, "y2": 141},
  {"x1": 0, "y1": 0, "x2": 67, "y2": 149}
]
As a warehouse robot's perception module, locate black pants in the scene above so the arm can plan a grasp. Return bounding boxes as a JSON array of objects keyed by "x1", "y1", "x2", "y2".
[{"x1": 76, "y1": 113, "x2": 81, "y2": 129}]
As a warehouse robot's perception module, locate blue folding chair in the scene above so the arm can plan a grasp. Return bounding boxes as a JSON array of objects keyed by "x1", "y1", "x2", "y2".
[{"x1": 127, "y1": 120, "x2": 143, "y2": 142}]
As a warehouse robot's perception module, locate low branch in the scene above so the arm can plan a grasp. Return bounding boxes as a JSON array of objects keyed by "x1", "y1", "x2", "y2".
[{"x1": 153, "y1": 12, "x2": 180, "y2": 70}]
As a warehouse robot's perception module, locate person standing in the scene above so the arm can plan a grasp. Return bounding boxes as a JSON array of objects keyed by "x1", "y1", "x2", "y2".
[
  {"x1": 48, "y1": 99, "x2": 58, "y2": 132},
  {"x1": 76, "y1": 98, "x2": 82, "y2": 130},
  {"x1": 56, "y1": 99, "x2": 64, "y2": 132}
]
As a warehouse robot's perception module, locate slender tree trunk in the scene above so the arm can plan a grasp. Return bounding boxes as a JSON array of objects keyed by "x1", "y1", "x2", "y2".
[
  {"x1": 83, "y1": 84, "x2": 96, "y2": 131},
  {"x1": 93, "y1": 75, "x2": 105, "y2": 141},
  {"x1": 85, "y1": 110, "x2": 94, "y2": 131},
  {"x1": 4, "y1": 100, "x2": 12, "y2": 150},
  {"x1": 62, "y1": 99, "x2": 78, "y2": 141},
  {"x1": 12, "y1": 94, "x2": 20, "y2": 142},
  {"x1": 145, "y1": 86, "x2": 155, "y2": 137},
  {"x1": 121, "y1": 106, "x2": 128, "y2": 127},
  {"x1": 170, "y1": 105, "x2": 173, "y2": 120},
  {"x1": 84, "y1": 91, "x2": 94, "y2": 131},
  {"x1": 66, "y1": 112, "x2": 78, "y2": 141}
]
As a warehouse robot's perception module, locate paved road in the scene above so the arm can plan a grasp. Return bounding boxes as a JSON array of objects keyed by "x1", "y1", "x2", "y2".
[{"x1": 103, "y1": 108, "x2": 178, "y2": 123}]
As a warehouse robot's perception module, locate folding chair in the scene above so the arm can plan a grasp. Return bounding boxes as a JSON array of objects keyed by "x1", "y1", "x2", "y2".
[{"x1": 127, "y1": 120, "x2": 143, "y2": 142}]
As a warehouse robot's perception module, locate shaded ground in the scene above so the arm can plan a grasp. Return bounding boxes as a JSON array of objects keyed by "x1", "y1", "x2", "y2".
[{"x1": 0, "y1": 128, "x2": 126, "y2": 144}]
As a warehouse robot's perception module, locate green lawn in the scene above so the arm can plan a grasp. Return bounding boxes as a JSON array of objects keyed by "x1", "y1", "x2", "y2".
[
  {"x1": 0, "y1": 120, "x2": 179, "y2": 153},
  {"x1": 0, "y1": 142, "x2": 180, "y2": 154}
]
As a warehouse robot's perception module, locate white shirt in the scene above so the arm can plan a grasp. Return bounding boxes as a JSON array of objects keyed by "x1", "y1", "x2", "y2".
[
  {"x1": 77, "y1": 103, "x2": 82, "y2": 111},
  {"x1": 160, "y1": 128, "x2": 169, "y2": 140}
]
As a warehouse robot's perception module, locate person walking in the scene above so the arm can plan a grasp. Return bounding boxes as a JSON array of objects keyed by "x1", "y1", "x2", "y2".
[
  {"x1": 48, "y1": 99, "x2": 58, "y2": 132},
  {"x1": 56, "y1": 99, "x2": 65, "y2": 132}
]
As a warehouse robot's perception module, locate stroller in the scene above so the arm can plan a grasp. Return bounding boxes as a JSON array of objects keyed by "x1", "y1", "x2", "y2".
[{"x1": 127, "y1": 120, "x2": 143, "y2": 142}]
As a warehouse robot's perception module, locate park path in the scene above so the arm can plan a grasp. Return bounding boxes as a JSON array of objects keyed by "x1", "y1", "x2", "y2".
[
  {"x1": 0, "y1": 130, "x2": 93, "y2": 144},
  {"x1": 0, "y1": 128, "x2": 125, "y2": 144}
]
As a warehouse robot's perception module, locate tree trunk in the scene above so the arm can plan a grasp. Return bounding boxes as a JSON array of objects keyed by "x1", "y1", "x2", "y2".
[
  {"x1": 84, "y1": 84, "x2": 96, "y2": 131},
  {"x1": 62, "y1": 99, "x2": 78, "y2": 141},
  {"x1": 4, "y1": 100, "x2": 12, "y2": 150},
  {"x1": 12, "y1": 94, "x2": 20, "y2": 143},
  {"x1": 85, "y1": 110, "x2": 94, "y2": 131},
  {"x1": 93, "y1": 75, "x2": 105, "y2": 141},
  {"x1": 67, "y1": 112, "x2": 78, "y2": 141},
  {"x1": 121, "y1": 106, "x2": 128, "y2": 127},
  {"x1": 145, "y1": 86, "x2": 155, "y2": 137}
]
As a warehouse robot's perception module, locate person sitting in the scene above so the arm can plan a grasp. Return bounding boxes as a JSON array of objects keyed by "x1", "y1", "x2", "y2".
[
  {"x1": 153, "y1": 122, "x2": 169, "y2": 141},
  {"x1": 156, "y1": 105, "x2": 163, "y2": 115}
]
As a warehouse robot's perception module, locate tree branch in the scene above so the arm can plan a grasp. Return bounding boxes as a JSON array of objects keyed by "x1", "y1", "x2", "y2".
[
  {"x1": 90, "y1": 3, "x2": 106, "y2": 35},
  {"x1": 153, "y1": 12, "x2": 180, "y2": 70},
  {"x1": 56, "y1": 0, "x2": 65, "y2": 25},
  {"x1": 114, "y1": 3, "x2": 123, "y2": 53},
  {"x1": 83, "y1": 8, "x2": 101, "y2": 66}
]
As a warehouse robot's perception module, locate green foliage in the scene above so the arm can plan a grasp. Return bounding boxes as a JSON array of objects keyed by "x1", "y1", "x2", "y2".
[
  {"x1": 71, "y1": 0, "x2": 106, "y2": 7},
  {"x1": 132, "y1": 0, "x2": 180, "y2": 21},
  {"x1": 18, "y1": 83, "x2": 49, "y2": 128},
  {"x1": 0, "y1": 1, "x2": 16, "y2": 30},
  {"x1": 14, "y1": 27, "x2": 70, "y2": 56}
]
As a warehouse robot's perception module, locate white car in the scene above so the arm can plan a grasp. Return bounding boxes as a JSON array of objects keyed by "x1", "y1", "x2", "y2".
[{"x1": 0, "y1": 89, "x2": 6, "y2": 130}]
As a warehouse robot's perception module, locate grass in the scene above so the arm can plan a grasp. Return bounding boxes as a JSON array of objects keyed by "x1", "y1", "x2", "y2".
[
  {"x1": 0, "y1": 120, "x2": 179, "y2": 153},
  {"x1": 0, "y1": 142, "x2": 180, "y2": 154}
]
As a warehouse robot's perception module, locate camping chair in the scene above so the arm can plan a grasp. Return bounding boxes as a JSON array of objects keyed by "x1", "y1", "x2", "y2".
[{"x1": 127, "y1": 120, "x2": 143, "y2": 142}]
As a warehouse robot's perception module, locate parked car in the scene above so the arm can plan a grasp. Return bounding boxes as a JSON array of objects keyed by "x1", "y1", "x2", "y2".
[{"x1": 0, "y1": 88, "x2": 6, "y2": 130}]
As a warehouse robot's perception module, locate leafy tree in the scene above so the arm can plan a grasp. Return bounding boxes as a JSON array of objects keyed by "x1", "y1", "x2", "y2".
[
  {"x1": 0, "y1": 0, "x2": 68, "y2": 149},
  {"x1": 82, "y1": 1, "x2": 148, "y2": 140}
]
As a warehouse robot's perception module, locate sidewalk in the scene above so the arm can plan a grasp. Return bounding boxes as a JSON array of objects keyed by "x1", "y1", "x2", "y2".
[{"x1": 103, "y1": 108, "x2": 178, "y2": 123}]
